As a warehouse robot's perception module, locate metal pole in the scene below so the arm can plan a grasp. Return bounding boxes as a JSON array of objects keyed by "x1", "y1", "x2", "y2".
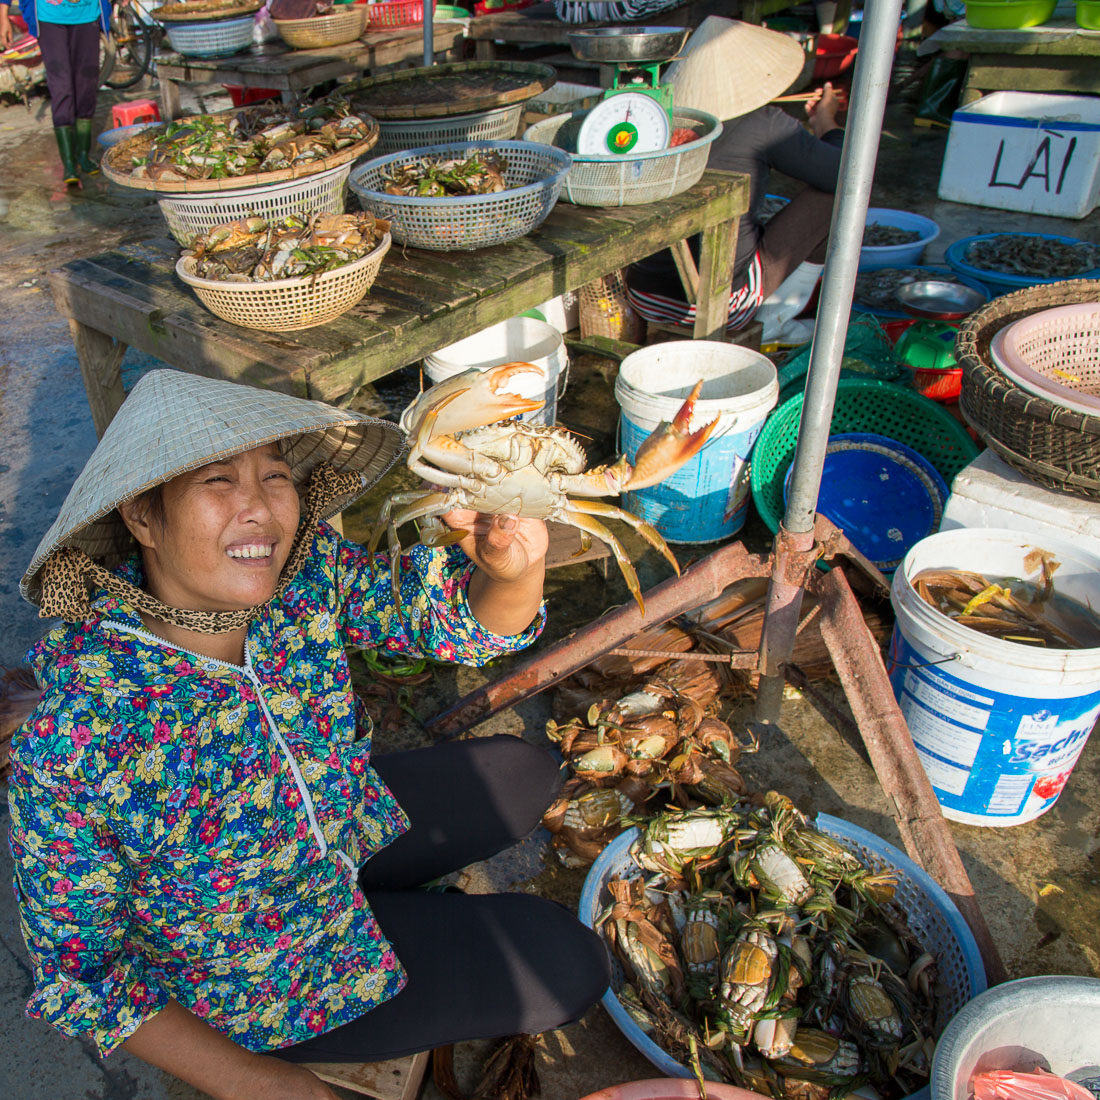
[
  {"x1": 755, "y1": 0, "x2": 906, "y2": 723},
  {"x1": 423, "y1": 0, "x2": 434, "y2": 66}
]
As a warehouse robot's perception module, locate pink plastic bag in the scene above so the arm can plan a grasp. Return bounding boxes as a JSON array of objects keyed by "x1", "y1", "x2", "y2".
[{"x1": 973, "y1": 1069, "x2": 1096, "y2": 1100}]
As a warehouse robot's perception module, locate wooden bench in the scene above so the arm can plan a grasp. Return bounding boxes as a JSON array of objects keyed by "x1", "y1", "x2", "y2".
[{"x1": 50, "y1": 170, "x2": 749, "y2": 436}]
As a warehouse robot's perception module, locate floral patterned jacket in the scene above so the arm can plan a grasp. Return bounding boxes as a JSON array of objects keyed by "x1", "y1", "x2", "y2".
[{"x1": 9, "y1": 523, "x2": 544, "y2": 1057}]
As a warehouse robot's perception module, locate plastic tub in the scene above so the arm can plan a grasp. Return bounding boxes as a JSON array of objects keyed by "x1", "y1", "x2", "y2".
[
  {"x1": 965, "y1": 0, "x2": 1057, "y2": 28},
  {"x1": 861, "y1": 208, "x2": 941, "y2": 270},
  {"x1": 945, "y1": 233, "x2": 1100, "y2": 298},
  {"x1": 581, "y1": 821, "x2": 987, "y2": 1095},
  {"x1": 813, "y1": 33, "x2": 858, "y2": 78},
  {"x1": 931, "y1": 976, "x2": 1100, "y2": 1100},
  {"x1": 888, "y1": 527, "x2": 1100, "y2": 826},
  {"x1": 1079, "y1": 0, "x2": 1100, "y2": 27},
  {"x1": 615, "y1": 342, "x2": 778, "y2": 543},
  {"x1": 412, "y1": 316, "x2": 568, "y2": 428}
]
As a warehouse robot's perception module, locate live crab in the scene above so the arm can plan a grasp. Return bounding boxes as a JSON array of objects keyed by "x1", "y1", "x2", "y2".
[{"x1": 369, "y1": 362, "x2": 718, "y2": 614}]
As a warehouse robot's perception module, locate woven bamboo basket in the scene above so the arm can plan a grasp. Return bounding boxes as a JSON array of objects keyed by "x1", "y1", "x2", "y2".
[
  {"x1": 176, "y1": 228, "x2": 391, "y2": 331},
  {"x1": 956, "y1": 278, "x2": 1100, "y2": 501},
  {"x1": 152, "y1": 0, "x2": 262, "y2": 22},
  {"x1": 101, "y1": 105, "x2": 379, "y2": 195},
  {"x1": 274, "y1": 6, "x2": 368, "y2": 48}
]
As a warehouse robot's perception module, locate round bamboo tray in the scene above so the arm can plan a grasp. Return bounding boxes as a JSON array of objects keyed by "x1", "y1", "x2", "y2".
[
  {"x1": 956, "y1": 278, "x2": 1100, "y2": 500},
  {"x1": 177, "y1": 228, "x2": 392, "y2": 331},
  {"x1": 152, "y1": 0, "x2": 262, "y2": 22},
  {"x1": 342, "y1": 60, "x2": 558, "y2": 119},
  {"x1": 274, "y1": 6, "x2": 367, "y2": 48},
  {"x1": 101, "y1": 105, "x2": 379, "y2": 195}
]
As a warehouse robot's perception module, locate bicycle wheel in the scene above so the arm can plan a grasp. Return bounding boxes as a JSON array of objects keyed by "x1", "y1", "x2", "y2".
[{"x1": 101, "y1": 7, "x2": 153, "y2": 90}]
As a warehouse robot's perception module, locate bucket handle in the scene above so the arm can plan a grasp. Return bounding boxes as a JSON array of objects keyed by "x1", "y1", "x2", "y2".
[
  {"x1": 556, "y1": 357, "x2": 570, "y2": 404},
  {"x1": 886, "y1": 653, "x2": 960, "y2": 672}
]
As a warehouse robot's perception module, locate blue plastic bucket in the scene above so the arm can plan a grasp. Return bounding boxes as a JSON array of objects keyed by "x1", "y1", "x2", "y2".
[
  {"x1": 615, "y1": 342, "x2": 778, "y2": 543},
  {"x1": 889, "y1": 528, "x2": 1100, "y2": 826}
]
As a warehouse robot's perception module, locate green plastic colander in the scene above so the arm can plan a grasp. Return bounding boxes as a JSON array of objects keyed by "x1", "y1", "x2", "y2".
[{"x1": 749, "y1": 377, "x2": 981, "y2": 534}]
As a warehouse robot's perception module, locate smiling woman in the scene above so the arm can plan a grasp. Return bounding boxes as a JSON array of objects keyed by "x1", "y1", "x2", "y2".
[{"x1": 10, "y1": 370, "x2": 609, "y2": 1100}]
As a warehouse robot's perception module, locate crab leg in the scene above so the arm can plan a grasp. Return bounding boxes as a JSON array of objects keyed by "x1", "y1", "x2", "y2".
[
  {"x1": 567, "y1": 499, "x2": 681, "y2": 577},
  {"x1": 561, "y1": 508, "x2": 647, "y2": 616},
  {"x1": 383, "y1": 492, "x2": 455, "y2": 613},
  {"x1": 367, "y1": 491, "x2": 434, "y2": 566}
]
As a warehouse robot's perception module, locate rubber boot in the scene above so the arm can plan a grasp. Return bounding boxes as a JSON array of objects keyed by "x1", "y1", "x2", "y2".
[
  {"x1": 755, "y1": 261, "x2": 824, "y2": 345},
  {"x1": 54, "y1": 126, "x2": 81, "y2": 187},
  {"x1": 74, "y1": 118, "x2": 100, "y2": 175}
]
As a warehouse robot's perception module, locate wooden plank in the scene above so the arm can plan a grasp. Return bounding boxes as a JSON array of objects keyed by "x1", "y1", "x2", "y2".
[
  {"x1": 965, "y1": 53, "x2": 1100, "y2": 95},
  {"x1": 69, "y1": 321, "x2": 127, "y2": 436},
  {"x1": 692, "y1": 212, "x2": 738, "y2": 342},
  {"x1": 670, "y1": 240, "x2": 699, "y2": 305},
  {"x1": 305, "y1": 1051, "x2": 429, "y2": 1100}
]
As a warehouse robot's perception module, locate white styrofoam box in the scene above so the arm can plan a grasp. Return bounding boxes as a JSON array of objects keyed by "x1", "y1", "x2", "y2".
[
  {"x1": 941, "y1": 449, "x2": 1100, "y2": 556},
  {"x1": 938, "y1": 91, "x2": 1100, "y2": 219}
]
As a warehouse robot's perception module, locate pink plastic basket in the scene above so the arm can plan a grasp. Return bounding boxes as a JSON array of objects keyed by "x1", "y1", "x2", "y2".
[
  {"x1": 363, "y1": 0, "x2": 425, "y2": 26},
  {"x1": 990, "y1": 302, "x2": 1100, "y2": 418}
]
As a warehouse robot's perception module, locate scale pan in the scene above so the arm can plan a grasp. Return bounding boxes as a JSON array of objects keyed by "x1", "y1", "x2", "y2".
[{"x1": 567, "y1": 26, "x2": 689, "y2": 64}]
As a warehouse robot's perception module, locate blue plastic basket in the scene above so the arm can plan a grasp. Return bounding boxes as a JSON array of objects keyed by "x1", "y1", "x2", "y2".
[
  {"x1": 580, "y1": 817, "x2": 988, "y2": 1097},
  {"x1": 854, "y1": 264, "x2": 992, "y2": 320},
  {"x1": 164, "y1": 16, "x2": 255, "y2": 59},
  {"x1": 945, "y1": 233, "x2": 1100, "y2": 298},
  {"x1": 348, "y1": 140, "x2": 571, "y2": 251}
]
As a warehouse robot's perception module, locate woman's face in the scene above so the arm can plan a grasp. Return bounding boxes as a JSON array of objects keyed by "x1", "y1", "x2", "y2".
[{"x1": 123, "y1": 443, "x2": 301, "y2": 614}]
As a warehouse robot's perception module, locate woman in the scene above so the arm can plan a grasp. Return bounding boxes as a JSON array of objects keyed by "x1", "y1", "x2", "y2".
[
  {"x1": 10, "y1": 370, "x2": 609, "y2": 1100},
  {"x1": 0, "y1": 0, "x2": 111, "y2": 185},
  {"x1": 625, "y1": 18, "x2": 845, "y2": 337}
]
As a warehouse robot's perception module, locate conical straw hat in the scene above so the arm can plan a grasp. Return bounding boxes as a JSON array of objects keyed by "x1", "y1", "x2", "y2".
[
  {"x1": 663, "y1": 17, "x2": 806, "y2": 122},
  {"x1": 22, "y1": 369, "x2": 405, "y2": 605}
]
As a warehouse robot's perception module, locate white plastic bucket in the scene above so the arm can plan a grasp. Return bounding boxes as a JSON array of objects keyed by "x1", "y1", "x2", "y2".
[
  {"x1": 888, "y1": 528, "x2": 1100, "y2": 827},
  {"x1": 615, "y1": 342, "x2": 778, "y2": 544},
  {"x1": 421, "y1": 316, "x2": 568, "y2": 427}
]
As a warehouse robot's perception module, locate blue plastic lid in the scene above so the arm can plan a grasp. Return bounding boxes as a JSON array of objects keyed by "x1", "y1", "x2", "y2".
[{"x1": 785, "y1": 432, "x2": 949, "y2": 572}]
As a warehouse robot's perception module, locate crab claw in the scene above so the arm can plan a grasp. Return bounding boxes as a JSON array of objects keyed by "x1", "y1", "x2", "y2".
[
  {"x1": 623, "y1": 380, "x2": 718, "y2": 491},
  {"x1": 404, "y1": 362, "x2": 546, "y2": 439}
]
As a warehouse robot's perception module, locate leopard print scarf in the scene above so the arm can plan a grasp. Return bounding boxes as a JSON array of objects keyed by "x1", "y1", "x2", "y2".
[{"x1": 37, "y1": 464, "x2": 363, "y2": 634}]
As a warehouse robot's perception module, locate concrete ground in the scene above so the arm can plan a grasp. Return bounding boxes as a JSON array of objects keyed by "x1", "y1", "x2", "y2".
[{"x1": 2, "y1": 62, "x2": 1100, "y2": 1100}]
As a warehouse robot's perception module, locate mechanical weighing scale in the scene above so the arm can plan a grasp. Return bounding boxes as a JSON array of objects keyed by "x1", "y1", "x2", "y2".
[{"x1": 567, "y1": 26, "x2": 690, "y2": 156}]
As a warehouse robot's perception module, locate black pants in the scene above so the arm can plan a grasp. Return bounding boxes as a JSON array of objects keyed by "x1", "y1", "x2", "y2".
[
  {"x1": 38, "y1": 20, "x2": 100, "y2": 127},
  {"x1": 277, "y1": 736, "x2": 611, "y2": 1062}
]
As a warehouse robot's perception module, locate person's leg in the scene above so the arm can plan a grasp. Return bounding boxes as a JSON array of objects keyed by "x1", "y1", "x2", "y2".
[
  {"x1": 38, "y1": 22, "x2": 81, "y2": 186},
  {"x1": 276, "y1": 890, "x2": 611, "y2": 1062},
  {"x1": 758, "y1": 185, "x2": 835, "y2": 300},
  {"x1": 360, "y1": 735, "x2": 562, "y2": 891},
  {"x1": 72, "y1": 21, "x2": 102, "y2": 173}
]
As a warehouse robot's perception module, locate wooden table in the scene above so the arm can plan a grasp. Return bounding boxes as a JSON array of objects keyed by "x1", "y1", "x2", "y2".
[
  {"x1": 923, "y1": 16, "x2": 1100, "y2": 102},
  {"x1": 155, "y1": 24, "x2": 467, "y2": 120},
  {"x1": 50, "y1": 170, "x2": 749, "y2": 436}
]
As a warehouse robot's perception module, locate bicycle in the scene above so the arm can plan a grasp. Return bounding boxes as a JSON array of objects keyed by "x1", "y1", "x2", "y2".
[{"x1": 100, "y1": 0, "x2": 159, "y2": 90}]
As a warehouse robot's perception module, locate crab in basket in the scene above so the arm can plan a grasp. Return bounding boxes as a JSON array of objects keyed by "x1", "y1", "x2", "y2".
[{"x1": 369, "y1": 362, "x2": 718, "y2": 614}]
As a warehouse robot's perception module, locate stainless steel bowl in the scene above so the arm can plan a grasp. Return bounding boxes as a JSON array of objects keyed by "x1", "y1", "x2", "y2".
[
  {"x1": 895, "y1": 279, "x2": 988, "y2": 321},
  {"x1": 567, "y1": 26, "x2": 689, "y2": 65}
]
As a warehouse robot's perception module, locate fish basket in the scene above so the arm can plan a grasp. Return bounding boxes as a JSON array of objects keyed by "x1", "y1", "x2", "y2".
[
  {"x1": 580, "y1": 821, "x2": 987, "y2": 1095},
  {"x1": 175, "y1": 229, "x2": 391, "y2": 331},
  {"x1": 522, "y1": 108, "x2": 722, "y2": 206},
  {"x1": 373, "y1": 103, "x2": 522, "y2": 155},
  {"x1": 156, "y1": 161, "x2": 353, "y2": 246},
  {"x1": 945, "y1": 233, "x2": 1100, "y2": 299},
  {"x1": 957, "y1": 279, "x2": 1100, "y2": 501},
  {"x1": 364, "y1": 0, "x2": 425, "y2": 27},
  {"x1": 274, "y1": 7, "x2": 368, "y2": 48},
  {"x1": 163, "y1": 15, "x2": 255, "y2": 58},
  {"x1": 750, "y1": 377, "x2": 980, "y2": 535},
  {"x1": 348, "y1": 140, "x2": 571, "y2": 251}
]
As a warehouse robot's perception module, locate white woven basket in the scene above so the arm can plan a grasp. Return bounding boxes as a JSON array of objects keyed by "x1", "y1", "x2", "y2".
[
  {"x1": 524, "y1": 107, "x2": 722, "y2": 207},
  {"x1": 274, "y1": 7, "x2": 367, "y2": 48},
  {"x1": 176, "y1": 230, "x2": 391, "y2": 331},
  {"x1": 164, "y1": 15, "x2": 254, "y2": 57},
  {"x1": 374, "y1": 104, "x2": 523, "y2": 156},
  {"x1": 991, "y1": 302, "x2": 1100, "y2": 418},
  {"x1": 157, "y1": 162, "x2": 353, "y2": 246}
]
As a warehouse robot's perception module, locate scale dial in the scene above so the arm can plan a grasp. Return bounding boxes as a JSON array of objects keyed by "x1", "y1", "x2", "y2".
[{"x1": 577, "y1": 92, "x2": 671, "y2": 156}]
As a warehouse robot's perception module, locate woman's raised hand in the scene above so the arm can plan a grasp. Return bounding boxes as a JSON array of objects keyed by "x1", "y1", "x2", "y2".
[
  {"x1": 442, "y1": 511, "x2": 549, "y2": 586},
  {"x1": 806, "y1": 81, "x2": 842, "y2": 138}
]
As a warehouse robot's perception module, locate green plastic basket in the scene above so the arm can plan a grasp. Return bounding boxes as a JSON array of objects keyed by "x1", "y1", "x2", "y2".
[{"x1": 750, "y1": 378, "x2": 981, "y2": 533}]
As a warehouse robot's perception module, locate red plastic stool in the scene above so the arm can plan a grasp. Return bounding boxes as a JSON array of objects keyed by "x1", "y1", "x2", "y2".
[{"x1": 110, "y1": 99, "x2": 161, "y2": 129}]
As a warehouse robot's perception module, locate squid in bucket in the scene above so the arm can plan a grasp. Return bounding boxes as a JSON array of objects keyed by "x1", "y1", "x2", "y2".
[{"x1": 370, "y1": 362, "x2": 718, "y2": 614}]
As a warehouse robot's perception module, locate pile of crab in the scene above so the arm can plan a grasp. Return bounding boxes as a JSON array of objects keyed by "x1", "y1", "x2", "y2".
[
  {"x1": 381, "y1": 152, "x2": 509, "y2": 197},
  {"x1": 126, "y1": 96, "x2": 374, "y2": 182},
  {"x1": 600, "y1": 794, "x2": 940, "y2": 1100},
  {"x1": 184, "y1": 211, "x2": 386, "y2": 281}
]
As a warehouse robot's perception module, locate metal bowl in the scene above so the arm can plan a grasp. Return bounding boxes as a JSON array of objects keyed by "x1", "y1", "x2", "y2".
[
  {"x1": 567, "y1": 26, "x2": 689, "y2": 64},
  {"x1": 895, "y1": 279, "x2": 988, "y2": 321}
]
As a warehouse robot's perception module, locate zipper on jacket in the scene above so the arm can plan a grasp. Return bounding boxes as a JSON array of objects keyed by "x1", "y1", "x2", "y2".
[{"x1": 102, "y1": 621, "x2": 358, "y2": 872}]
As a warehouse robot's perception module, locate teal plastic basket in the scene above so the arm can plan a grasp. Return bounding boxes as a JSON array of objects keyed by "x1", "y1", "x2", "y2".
[{"x1": 750, "y1": 378, "x2": 980, "y2": 534}]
